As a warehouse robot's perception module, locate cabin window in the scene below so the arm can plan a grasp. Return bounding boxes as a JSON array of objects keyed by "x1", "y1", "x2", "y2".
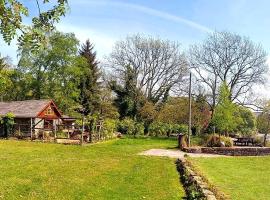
[{"x1": 45, "y1": 107, "x2": 53, "y2": 115}]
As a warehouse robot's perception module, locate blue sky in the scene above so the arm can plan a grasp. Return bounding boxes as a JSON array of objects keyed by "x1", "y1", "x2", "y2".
[{"x1": 2, "y1": 0, "x2": 270, "y2": 63}]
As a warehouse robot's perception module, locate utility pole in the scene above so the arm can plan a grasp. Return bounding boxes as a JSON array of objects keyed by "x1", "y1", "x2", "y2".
[{"x1": 188, "y1": 72, "x2": 192, "y2": 147}]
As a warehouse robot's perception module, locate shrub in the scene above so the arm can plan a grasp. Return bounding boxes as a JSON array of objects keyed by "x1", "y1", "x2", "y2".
[
  {"x1": 103, "y1": 119, "x2": 117, "y2": 138},
  {"x1": 173, "y1": 124, "x2": 188, "y2": 134},
  {"x1": 13, "y1": 130, "x2": 23, "y2": 139},
  {"x1": 148, "y1": 122, "x2": 188, "y2": 137},
  {"x1": 118, "y1": 118, "x2": 144, "y2": 137},
  {"x1": 148, "y1": 122, "x2": 166, "y2": 136},
  {"x1": 0, "y1": 112, "x2": 15, "y2": 137},
  {"x1": 253, "y1": 136, "x2": 265, "y2": 146},
  {"x1": 221, "y1": 136, "x2": 234, "y2": 147},
  {"x1": 118, "y1": 118, "x2": 135, "y2": 135},
  {"x1": 56, "y1": 130, "x2": 67, "y2": 139},
  {"x1": 134, "y1": 122, "x2": 144, "y2": 136},
  {"x1": 206, "y1": 134, "x2": 233, "y2": 147}
]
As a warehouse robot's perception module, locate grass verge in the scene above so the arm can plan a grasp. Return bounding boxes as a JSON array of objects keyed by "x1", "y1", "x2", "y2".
[{"x1": 189, "y1": 156, "x2": 270, "y2": 200}]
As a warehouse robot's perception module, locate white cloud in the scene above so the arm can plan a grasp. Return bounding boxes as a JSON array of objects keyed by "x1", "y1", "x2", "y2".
[
  {"x1": 57, "y1": 24, "x2": 116, "y2": 58},
  {"x1": 73, "y1": 0, "x2": 213, "y2": 33}
]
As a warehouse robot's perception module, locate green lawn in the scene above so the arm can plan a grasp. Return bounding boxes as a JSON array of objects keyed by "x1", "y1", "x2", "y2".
[
  {"x1": 0, "y1": 138, "x2": 185, "y2": 200},
  {"x1": 190, "y1": 157, "x2": 270, "y2": 200}
]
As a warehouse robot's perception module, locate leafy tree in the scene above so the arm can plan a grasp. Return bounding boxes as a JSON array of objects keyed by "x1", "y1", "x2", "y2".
[
  {"x1": 99, "y1": 88, "x2": 119, "y2": 119},
  {"x1": 211, "y1": 82, "x2": 241, "y2": 135},
  {"x1": 108, "y1": 34, "x2": 188, "y2": 103},
  {"x1": 18, "y1": 31, "x2": 86, "y2": 114},
  {"x1": 0, "y1": 0, "x2": 68, "y2": 49},
  {"x1": 189, "y1": 31, "x2": 267, "y2": 114},
  {"x1": 193, "y1": 94, "x2": 211, "y2": 134},
  {"x1": 237, "y1": 106, "x2": 256, "y2": 136},
  {"x1": 257, "y1": 103, "x2": 270, "y2": 146},
  {"x1": 78, "y1": 40, "x2": 101, "y2": 116},
  {"x1": 0, "y1": 55, "x2": 14, "y2": 101},
  {"x1": 157, "y1": 97, "x2": 189, "y2": 125},
  {"x1": 138, "y1": 101, "x2": 157, "y2": 126},
  {"x1": 4, "y1": 69, "x2": 33, "y2": 101}
]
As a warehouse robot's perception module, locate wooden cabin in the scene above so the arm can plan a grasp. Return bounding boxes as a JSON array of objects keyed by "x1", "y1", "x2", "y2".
[{"x1": 0, "y1": 99, "x2": 74, "y2": 137}]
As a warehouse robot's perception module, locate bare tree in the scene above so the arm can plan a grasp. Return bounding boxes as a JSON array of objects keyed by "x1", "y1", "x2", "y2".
[
  {"x1": 189, "y1": 31, "x2": 268, "y2": 113},
  {"x1": 107, "y1": 34, "x2": 188, "y2": 103}
]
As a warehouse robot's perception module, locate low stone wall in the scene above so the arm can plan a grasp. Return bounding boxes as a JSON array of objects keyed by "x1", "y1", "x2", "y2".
[
  {"x1": 183, "y1": 147, "x2": 270, "y2": 156},
  {"x1": 176, "y1": 159, "x2": 217, "y2": 200},
  {"x1": 55, "y1": 138, "x2": 81, "y2": 145}
]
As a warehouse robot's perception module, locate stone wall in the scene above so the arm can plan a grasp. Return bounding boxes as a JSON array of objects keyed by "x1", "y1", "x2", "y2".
[
  {"x1": 55, "y1": 138, "x2": 81, "y2": 145},
  {"x1": 176, "y1": 158, "x2": 217, "y2": 200},
  {"x1": 183, "y1": 147, "x2": 270, "y2": 156}
]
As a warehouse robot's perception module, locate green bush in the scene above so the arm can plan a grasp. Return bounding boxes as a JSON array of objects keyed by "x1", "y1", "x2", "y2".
[
  {"x1": 206, "y1": 134, "x2": 233, "y2": 147},
  {"x1": 118, "y1": 118, "x2": 144, "y2": 137},
  {"x1": 134, "y1": 122, "x2": 144, "y2": 136},
  {"x1": 148, "y1": 122, "x2": 166, "y2": 136},
  {"x1": 221, "y1": 136, "x2": 234, "y2": 147},
  {"x1": 0, "y1": 112, "x2": 15, "y2": 137},
  {"x1": 148, "y1": 122, "x2": 188, "y2": 137},
  {"x1": 56, "y1": 130, "x2": 67, "y2": 138},
  {"x1": 103, "y1": 119, "x2": 117, "y2": 138},
  {"x1": 118, "y1": 118, "x2": 135, "y2": 135},
  {"x1": 172, "y1": 124, "x2": 188, "y2": 134}
]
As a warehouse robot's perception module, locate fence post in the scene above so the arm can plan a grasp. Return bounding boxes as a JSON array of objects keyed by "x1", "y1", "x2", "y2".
[
  {"x1": 67, "y1": 125, "x2": 70, "y2": 139},
  {"x1": 30, "y1": 118, "x2": 33, "y2": 141},
  {"x1": 18, "y1": 125, "x2": 21, "y2": 136},
  {"x1": 81, "y1": 117, "x2": 85, "y2": 146},
  {"x1": 54, "y1": 123, "x2": 57, "y2": 141}
]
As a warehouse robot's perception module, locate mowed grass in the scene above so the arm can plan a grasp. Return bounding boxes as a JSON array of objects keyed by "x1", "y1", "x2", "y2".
[
  {"x1": 190, "y1": 157, "x2": 270, "y2": 200},
  {"x1": 0, "y1": 138, "x2": 185, "y2": 200}
]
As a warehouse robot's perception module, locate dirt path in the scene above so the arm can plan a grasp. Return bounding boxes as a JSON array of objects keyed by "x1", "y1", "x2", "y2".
[{"x1": 139, "y1": 149, "x2": 227, "y2": 158}]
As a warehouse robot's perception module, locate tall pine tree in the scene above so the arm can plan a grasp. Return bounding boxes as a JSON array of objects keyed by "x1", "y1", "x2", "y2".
[
  {"x1": 79, "y1": 40, "x2": 101, "y2": 116},
  {"x1": 212, "y1": 82, "x2": 241, "y2": 135},
  {"x1": 110, "y1": 65, "x2": 145, "y2": 119}
]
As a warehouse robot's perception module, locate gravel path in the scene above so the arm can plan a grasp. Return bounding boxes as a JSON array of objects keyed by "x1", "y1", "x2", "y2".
[{"x1": 139, "y1": 149, "x2": 227, "y2": 158}]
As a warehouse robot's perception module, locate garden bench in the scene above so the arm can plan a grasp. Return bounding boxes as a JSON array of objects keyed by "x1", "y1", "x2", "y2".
[{"x1": 234, "y1": 137, "x2": 254, "y2": 146}]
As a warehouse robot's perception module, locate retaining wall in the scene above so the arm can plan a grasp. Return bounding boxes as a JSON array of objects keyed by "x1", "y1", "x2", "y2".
[
  {"x1": 183, "y1": 147, "x2": 270, "y2": 156},
  {"x1": 176, "y1": 159, "x2": 217, "y2": 200}
]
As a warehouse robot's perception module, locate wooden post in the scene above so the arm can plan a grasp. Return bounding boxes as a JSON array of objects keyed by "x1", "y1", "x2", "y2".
[
  {"x1": 30, "y1": 118, "x2": 33, "y2": 141},
  {"x1": 81, "y1": 117, "x2": 85, "y2": 146},
  {"x1": 98, "y1": 122, "x2": 101, "y2": 141},
  {"x1": 67, "y1": 125, "x2": 70, "y2": 139},
  {"x1": 188, "y1": 72, "x2": 192, "y2": 147},
  {"x1": 54, "y1": 123, "x2": 57, "y2": 141}
]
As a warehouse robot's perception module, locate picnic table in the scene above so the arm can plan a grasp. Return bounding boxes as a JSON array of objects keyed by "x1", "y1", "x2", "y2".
[{"x1": 234, "y1": 137, "x2": 255, "y2": 146}]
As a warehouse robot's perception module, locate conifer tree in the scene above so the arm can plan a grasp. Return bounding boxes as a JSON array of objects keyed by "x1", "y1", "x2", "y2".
[
  {"x1": 110, "y1": 65, "x2": 144, "y2": 119},
  {"x1": 79, "y1": 40, "x2": 101, "y2": 116},
  {"x1": 212, "y1": 82, "x2": 241, "y2": 135}
]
